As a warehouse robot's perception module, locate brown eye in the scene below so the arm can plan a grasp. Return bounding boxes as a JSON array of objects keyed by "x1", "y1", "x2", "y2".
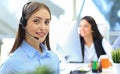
[
  {"x1": 44, "y1": 20, "x2": 50, "y2": 25},
  {"x1": 33, "y1": 19, "x2": 40, "y2": 24}
]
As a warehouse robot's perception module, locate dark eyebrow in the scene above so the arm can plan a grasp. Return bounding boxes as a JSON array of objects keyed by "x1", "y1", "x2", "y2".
[
  {"x1": 33, "y1": 16, "x2": 51, "y2": 21},
  {"x1": 44, "y1": 18, "x2": 51, "y2": 21}
]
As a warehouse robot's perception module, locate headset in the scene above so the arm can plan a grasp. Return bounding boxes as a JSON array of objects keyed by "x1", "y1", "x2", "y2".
[
  {"x1": 20, "y1": 2, "x2": 31, "y2": 27},
  {"x1": 20, "y1": 2, "x2": 39, "y2": 40}
]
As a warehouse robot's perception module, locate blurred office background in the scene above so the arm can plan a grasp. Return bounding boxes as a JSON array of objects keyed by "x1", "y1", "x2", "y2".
[{"x1": 0, "y1": 0, "x2": 120, "y2": 63}]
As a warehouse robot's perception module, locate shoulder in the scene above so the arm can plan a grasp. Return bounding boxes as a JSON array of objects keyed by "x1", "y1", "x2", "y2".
[
  {"x1": 102, "y1": 38, "x2": 109, "y2": 43},
  {"x1": 0, "y1": 47, "x2": 29, "y2": 73},
  {"x1": 101, "y1": 38, "x2": 113, "y2": 50},
  {"x1": 0, "y1": 47, "x2": 27, "y2": 68},
  {"x1": 9, "y1": 47, "x2": 26, "y2": 60},
  {"x1": 93, "y1": 38, "x2": 103, "y2": 44},
  {"x1": 0, "y1": 55, "x2": 18, "y2": 73},
  {"x1": 41, "y1": 43, "x2": 59, "y2": 60},
  {"x1": 1, "y1": 47, "x2": 23, "y2": 64},
  {"x1": 48, "y1": 50, "x2": 59, "y2": 57},
  {"x1": 1, "y1": 47, "x2": 24, "y2": 66},
  {"x1": 48, "y1": 50, "x2": 59, "y2": 61}
]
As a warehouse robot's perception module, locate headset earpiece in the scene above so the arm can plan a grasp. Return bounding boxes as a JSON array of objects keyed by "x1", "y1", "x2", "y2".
[
  {"x1": 19, "y1": 2, "x2": 39, "y2": 40},
  {"x1": 20, "y1": 2, "x2": 31, "y2": 27},
  {"x1": 20, "y1": 16, "x2": 26, "y2": 26}
]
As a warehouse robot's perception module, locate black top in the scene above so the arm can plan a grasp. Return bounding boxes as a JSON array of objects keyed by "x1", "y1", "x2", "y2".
[{"x1": 81, "y1": 38, "x2": 106, "y2": 62}]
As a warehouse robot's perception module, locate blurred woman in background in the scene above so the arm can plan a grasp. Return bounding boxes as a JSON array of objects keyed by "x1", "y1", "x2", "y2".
[{"x1": 79, "y1": 16, "x2": 113, "y2": 63}]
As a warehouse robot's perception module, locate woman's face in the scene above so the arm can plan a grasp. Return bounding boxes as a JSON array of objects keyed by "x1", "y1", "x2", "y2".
[
  {"x1": 79, "y1": 19, "x2": 92, "y2": 37},
  {"x1": 25, "y1": 8, "x2": 50, "y2": 43}
]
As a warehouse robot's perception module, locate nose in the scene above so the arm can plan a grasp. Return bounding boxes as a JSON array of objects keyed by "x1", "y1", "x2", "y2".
[{"x1": 39, "y1": 22, "x2": 46, "y2": 29}]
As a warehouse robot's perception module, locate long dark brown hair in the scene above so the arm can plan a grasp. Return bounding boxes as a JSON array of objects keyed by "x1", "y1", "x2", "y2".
[
  {"x1": 80, "y1": 16, "x2": 103, "y2": 40},
  {"x1": 80, "y1": 16, "x2": 104, "y2": 62},
  {"x1": 10, "y1": 2, "x2": 51, "y2": 53}
]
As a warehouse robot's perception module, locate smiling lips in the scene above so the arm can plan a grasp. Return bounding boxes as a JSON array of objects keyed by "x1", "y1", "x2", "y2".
[
  {"x1": 80, "y1": 31, "x2": 85, "y2": 35},
  {"x1": 36, "y1": 32, "x2": 46, "y2": 37}
]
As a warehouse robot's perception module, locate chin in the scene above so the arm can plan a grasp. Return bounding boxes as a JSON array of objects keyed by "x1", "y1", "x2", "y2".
[{"x1": 40, "y1": 38, "x2": 46, "y2": 43}]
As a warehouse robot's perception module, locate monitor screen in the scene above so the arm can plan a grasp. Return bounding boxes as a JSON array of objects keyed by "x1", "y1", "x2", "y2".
[{"x1": 57, "y1": 24, "x2": 83, "y2": 63}]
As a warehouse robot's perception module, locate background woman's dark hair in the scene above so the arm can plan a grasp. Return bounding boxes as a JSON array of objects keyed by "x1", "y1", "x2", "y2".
[
  {"x1": 80, "y1": 16, "x2": 103, "y2": 39},
  {"x1": 10, "y1": 2, "x2": 51, "y2": 53}
]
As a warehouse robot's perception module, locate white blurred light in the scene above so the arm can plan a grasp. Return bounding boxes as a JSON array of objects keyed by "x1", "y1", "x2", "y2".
[{"x1": 117, "y1": 10, "x2": 120, "y2": 17}]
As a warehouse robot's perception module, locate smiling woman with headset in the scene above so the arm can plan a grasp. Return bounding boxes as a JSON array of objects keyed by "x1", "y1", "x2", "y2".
[{"x1": 0, "y1": 1, "x2": 59, "y2": 74}]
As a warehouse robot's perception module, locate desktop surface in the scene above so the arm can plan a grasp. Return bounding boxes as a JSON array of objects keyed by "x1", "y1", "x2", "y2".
[{"x1": 60, "y1": 62, "x2": 114, "y2": 74}]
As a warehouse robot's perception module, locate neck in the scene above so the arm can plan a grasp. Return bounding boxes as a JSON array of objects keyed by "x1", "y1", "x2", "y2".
[
  {"x1": 84, "y1": 35, "x2": 93, "y2": 47},
  {"x1": 25, "y1": 35, "x2": 42, "y2": 53}
]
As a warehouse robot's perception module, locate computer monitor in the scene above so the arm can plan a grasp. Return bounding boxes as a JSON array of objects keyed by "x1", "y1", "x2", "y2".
[{"x1": 57, "y1": 24, "x2": 83, "y2": 63}]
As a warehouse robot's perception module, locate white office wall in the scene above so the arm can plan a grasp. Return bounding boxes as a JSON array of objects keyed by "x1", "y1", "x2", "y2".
[{"x1": 1, "y1": 38, "x2": 15, "y2": 64}]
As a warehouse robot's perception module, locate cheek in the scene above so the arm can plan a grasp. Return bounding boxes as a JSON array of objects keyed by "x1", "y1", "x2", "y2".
[
  {"x1": 30, "y1": 28, "x2": 36, "y2": 33},
  {"x1": 79, "y1": 28, "x2": 83, "y2": 33},
  {"x1": 46, "y1": 25, "x2": 50, "y2": 32},
  {"x1": 80, "y1": 28, "x2": 90, "y2": 35},
  {"x1": 87, "y1": 28, "x2": 92, "y2": 33},
  {"x1": 26, "y1": 24, "x2": 36, "y2": 34},
  {"x1": 79, "y1": 29, "x2": 84, "y2": 36},
  {"x1": 83, "y1": 28, "x2": 91, "y2": 32},
  {"x1": 80, "y1": 27, "x2": 86, "y2": 33}
]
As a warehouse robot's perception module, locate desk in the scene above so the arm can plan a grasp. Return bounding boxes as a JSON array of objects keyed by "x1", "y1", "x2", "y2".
[
  {"x1": 60, "y1": 63, "x2": 90, "y2": 74},
  {"x1": 60, "y1": 62, "x2": 114, "y2": 74}
]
